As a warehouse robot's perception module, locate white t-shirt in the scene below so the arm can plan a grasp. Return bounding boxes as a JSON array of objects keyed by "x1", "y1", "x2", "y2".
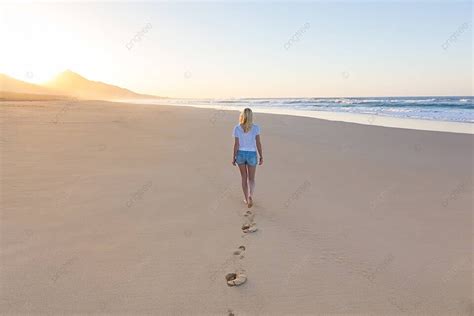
[{"x1": 233, "y1": 124, "x2": 260, "y2": 152}]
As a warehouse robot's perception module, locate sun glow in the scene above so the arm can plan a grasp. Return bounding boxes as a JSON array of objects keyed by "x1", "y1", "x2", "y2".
[{"x1": 0, "y1": 4, "x2": 135, "y2": 87}]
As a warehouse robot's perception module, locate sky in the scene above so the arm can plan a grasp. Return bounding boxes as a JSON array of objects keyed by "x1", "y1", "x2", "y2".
[{"x1": 0, "y1": 1, "x2": 472, "y2": 98}]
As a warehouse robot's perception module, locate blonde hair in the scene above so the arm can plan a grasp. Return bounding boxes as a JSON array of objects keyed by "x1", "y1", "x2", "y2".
[{"x1": 239, "y1": 108, "x2": 253, "y2": 133}]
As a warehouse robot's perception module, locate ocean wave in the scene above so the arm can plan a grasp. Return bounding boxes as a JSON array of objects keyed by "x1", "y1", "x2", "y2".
[{"x1": 154, "y1": 97, "x2": 474, "y2": 123}]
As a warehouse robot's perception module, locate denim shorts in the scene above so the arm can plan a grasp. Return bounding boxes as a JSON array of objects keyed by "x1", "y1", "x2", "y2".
[{"x1": 236, "y1": 150, "x2": 258, "y2": 166}]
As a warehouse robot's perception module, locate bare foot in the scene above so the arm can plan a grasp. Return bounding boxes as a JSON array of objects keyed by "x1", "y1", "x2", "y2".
[{"x1": 248, "y1": 196, "x2": 253, "y2": 208}]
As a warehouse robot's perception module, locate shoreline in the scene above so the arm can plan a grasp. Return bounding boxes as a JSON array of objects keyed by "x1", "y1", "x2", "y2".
[{"x1": 121, "y1": 100, "x2": 474, "y2": 135}]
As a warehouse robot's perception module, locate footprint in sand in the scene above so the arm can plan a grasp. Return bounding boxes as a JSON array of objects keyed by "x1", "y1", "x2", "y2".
[
  {"x1": 225, "y1": 272, "x2": 247, "y2": 286},
  {"x1": 242, "y1": 210, "x2": 257, "y2": 233},
  {"x1": 242, "y1": 223, "x2": 258, "y2": 233},
  {"x1": 227, "y1": 309, "x2": 235, "y2": 316},
  {"x1": 233, "y1": 245, "x2": 246, "y2": 258},
  {"x1": 243, "y1": 210, "x2": 254, "y2": 221}
]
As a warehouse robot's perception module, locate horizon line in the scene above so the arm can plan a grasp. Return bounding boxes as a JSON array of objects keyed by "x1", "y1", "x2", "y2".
[
  {"x1": 2, "y1": 71, "x2": 472, "y2": 100},
  {"x1": 151, "y1": 95, "x2": 474, "y2": 99}
]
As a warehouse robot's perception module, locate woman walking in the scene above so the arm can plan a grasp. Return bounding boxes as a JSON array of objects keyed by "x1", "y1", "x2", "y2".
[{"x1": 232, "y1": 108, "x2": 263, "y2": 208}]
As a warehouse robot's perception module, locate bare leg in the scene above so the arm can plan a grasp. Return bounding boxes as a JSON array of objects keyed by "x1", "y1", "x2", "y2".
[
  {"x1": 238, "y1": 164, "x2": 249, "y2": 203},
  {"x1": 247, "y1": 165, "x2": 256, "y2": 202}
]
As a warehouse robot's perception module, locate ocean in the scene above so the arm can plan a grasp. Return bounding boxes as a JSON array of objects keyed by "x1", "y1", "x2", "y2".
[{"x1": 130, "y1": 96, "x2": 474, "y2": 123}]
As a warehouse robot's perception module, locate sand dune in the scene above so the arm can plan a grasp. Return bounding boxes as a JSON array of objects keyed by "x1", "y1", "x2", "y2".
[
  {"x1": 0, "y1": 71, "x2": 164, "y2": 101},
  {"x1": 43, "y1": 70, "x2": 162, "y2": 101},
  {"x1": 0, "y1": 73, "x2": 61, "y2": 96},
  {"x1": 1, "y1": 101, "x2": 472, "y2": 314}
]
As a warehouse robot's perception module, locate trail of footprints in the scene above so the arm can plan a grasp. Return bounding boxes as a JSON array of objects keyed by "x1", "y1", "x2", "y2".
[
  {"x1": 225, "y1": 209, "x2": 258, "y2": 289},
  {"x1": 224, "y1": 206, "x2": 259, "y2": 315}
]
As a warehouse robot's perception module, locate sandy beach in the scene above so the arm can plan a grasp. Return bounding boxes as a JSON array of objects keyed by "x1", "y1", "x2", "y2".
[{"x1": 1, "y1": 100, "x2": 472, "y2": 315}]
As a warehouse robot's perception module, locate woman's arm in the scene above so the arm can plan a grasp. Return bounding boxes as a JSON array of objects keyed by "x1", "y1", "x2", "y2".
[
  {"x1": 256, "y1": 135, "x2": 263, "y2": 165},
  {"x1": 232, "y1": 137, "x2": 239, "y2": 165}
]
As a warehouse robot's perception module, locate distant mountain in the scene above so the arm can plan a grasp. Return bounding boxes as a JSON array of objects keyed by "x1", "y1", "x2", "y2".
[
  {"x1": 42, "y1": 70, "x2": 163, "y2": 100},
  {"x1": 0, "y1": 70, "x2": 163, "y2": 101},
  {"x1": 0, "y1": 73, "x2": 71, "y2": 100},
  {"x1": 0, "y1": 73, "x2": 62, "y2": 96}
]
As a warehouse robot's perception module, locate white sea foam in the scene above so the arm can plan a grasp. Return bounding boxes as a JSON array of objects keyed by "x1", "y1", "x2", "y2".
[{"x1": 121, "y1": 97, "x2": 474, "y2": 134}]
